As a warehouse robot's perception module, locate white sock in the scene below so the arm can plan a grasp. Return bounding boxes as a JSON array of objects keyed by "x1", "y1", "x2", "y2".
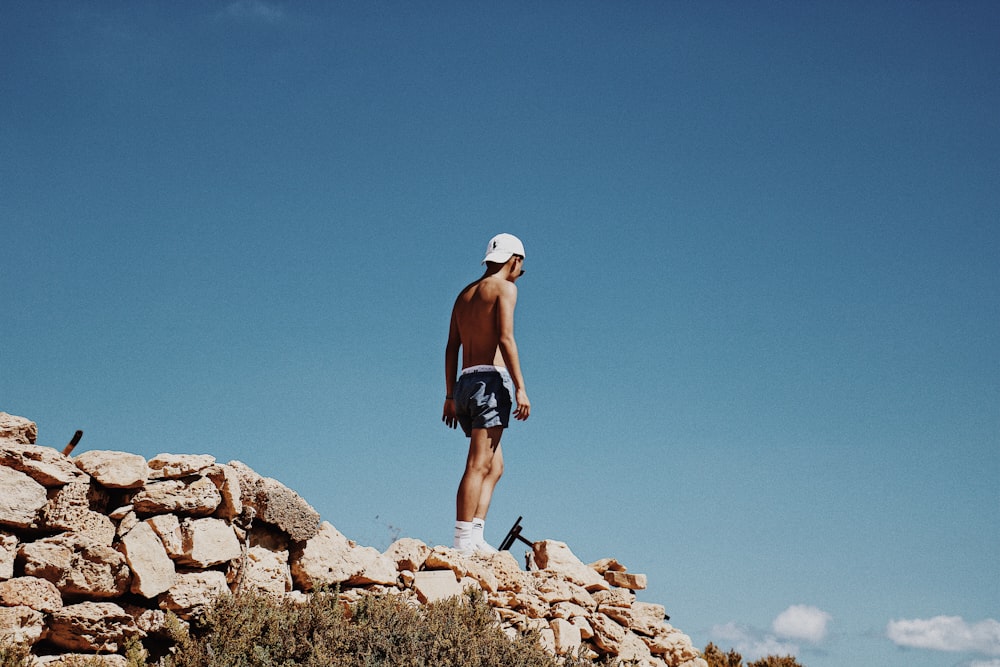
[
  {"x1": 454, "y1": 521, "x2": 474, "y2": 551},
  {"x1": 472, "y1": 517, "x2": 497, "y2": 553}
]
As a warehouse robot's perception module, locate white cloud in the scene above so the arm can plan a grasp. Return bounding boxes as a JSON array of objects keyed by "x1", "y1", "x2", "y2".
[
  {"x1": 886, "y1": 616, "x2": 1000, "y2": 655},
  {"x1": 710, "y1": 622, "x2": 800, "y2": 661},
  {"x1": 772, "y1": 605, "x2": 833, "y2": 643},
  {"x1": 970, "y1": 660, "x2": 1000, "y2": 667}
]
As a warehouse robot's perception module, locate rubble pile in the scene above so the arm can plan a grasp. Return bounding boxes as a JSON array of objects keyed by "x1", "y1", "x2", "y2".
[{"x1": 0, "y1": 412, "x2": 705, "y2": 667}]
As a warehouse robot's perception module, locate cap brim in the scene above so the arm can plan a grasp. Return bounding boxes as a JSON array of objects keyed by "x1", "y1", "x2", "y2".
[{"x1": 482, "y1": 251, "x2": 515, "y2": 264}]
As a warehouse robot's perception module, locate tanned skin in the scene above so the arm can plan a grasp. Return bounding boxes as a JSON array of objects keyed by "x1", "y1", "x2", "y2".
[{"x1": 443, "y1": 254, "x2": 530, "y2": 523}]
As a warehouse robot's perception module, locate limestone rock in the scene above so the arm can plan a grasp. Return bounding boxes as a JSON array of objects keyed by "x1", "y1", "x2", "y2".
[
  {"x1": 572, "y1": 615, "x2": 595, "y2": 640},
  {"x1": 47, "y1": 601, "x2": 139, "y2": 652},
  {"x1": 0, "y1": 604, "x2": 46, "y2": 645},
  {"x1": 423, "y1": 545, "x2": 467, "y2": 579},
  {"x1": 131, "y1": 476, "x2": 221, "y2": 516},
  {"x1": 235, "y1": 545, "x2": 291, "y2": 595},
  {"x1": 644, "y1": 626, "x2": 700, "y2": 663},
  {"x1": 148, "y1": 453, "x2": 217, "y2": 479},
  {"x1": 158, "y1": 570, "x2": 229, "y2": 620},
  {"x1": 550, "y1": 617, "x2": 583, "y2": 655},
  {"x1": 590, "y1": 612, "x2": 627, "y2": 654},
  {"x1": 532, "y1": 540, "x2": 609, "y2": 592},
  {"x1": 551, "y1": 600, "x2": 590, "y2": 620},
  {"x1": 0, "y1": 576, "x2": 62, "y2": 612},
  {"x1": 115, "y1": 508, "x2": 140, "y2": 537},
  {"x1": 533, "y1": 572, "x2": 596, "y2": 607},
  {"x1": 631, "y1": 601, "x2": 669, "y2": 636},
  {"x1": 511, "y1": 591, "x2": 549, "y2": 619},
  {"x1": 146, "y1": 514, "x2": 183, "y2": 558},
  {"x1": 20, "y1": 533, "x2": 130, "y2": 598},
  {"x1": 593, "y1": 587, "x2": 636, "y2": 608},
  {"x1": 0, "y1": 443, "x2": 82, "y2": 486},
  {"x1": 74, "y1": 450, "x2": 149, "y2": 489},
  {"x1": 0, "y1": 412, "x2": 37, "y2": 444},
  {"x1": 589, "y1": 557, "x2": 627, "y2": 575},
  {"x1": 0, "y1": 530, "x2": 18, "y2": 580},
  {"x1": 412, "y1": 570, "x2": 461, "y2": 603},
  {"x1": 289, "y1": 522, "x2": 365, "y2": 590},
  {"x1": 347, "y1": 545, "x2": 399, "y2": 586},
  {"x1": 120, "y1": 521, "x2": 175, "y2": 598},
  {"x1": 43, "y1": 482, "x2": 116, "y2": 545},
  {"x1": 228, "y1": 461, "x2": 320, "y2": 541},
  {"x1": 481, "y1": 549, "x2": 529, "y2": 592},
  {"x1": 383, "y1": 537, "x2": 430, "y2": 571},
  {"x1": 0, "y1": 466, "x2": 48, "y2": 528},
  {"x1": 618, "y1": 632, "x2": 654, "y2": 663},
  {"x1": 123, "y1": 604, "x2": 179, "y2": 638},
  {"x1": 463, "y1": 558, "x2": 499, "y2": 594},
  {"x1": 605, "y1": 570, "x2": 648, "y2": 590},
  {"x1": 205, "y1": 464, "x2": 242, "y2": 520},
  {"x1": 177, "y1": 517, "x2": 241, "y2": 568}
]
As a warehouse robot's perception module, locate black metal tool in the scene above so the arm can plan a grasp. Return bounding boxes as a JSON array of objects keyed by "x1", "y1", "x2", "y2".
[{"x1": 498, "y1": 515, "x2": 534, "y2": 551}]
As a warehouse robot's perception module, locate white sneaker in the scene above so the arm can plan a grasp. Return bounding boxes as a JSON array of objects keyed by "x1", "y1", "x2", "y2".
[{"x1": 474, "y1": 538, "x2": 498, "y2": 554}]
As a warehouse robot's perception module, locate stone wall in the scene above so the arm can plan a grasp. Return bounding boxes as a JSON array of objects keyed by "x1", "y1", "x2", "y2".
[{"x1": 0, "y1": 412, "x2": 706, "y2": 667}]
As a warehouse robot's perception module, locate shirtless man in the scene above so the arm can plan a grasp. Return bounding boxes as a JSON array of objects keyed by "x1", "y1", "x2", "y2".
[{"x1": 442, "y1": 233, "x2": 531, "y2": 554}]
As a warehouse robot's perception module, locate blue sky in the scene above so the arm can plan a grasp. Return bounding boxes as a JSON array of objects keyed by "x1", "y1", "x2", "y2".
[{"x1": 2, "y1": 2, "x2": 998, "y2": 666}]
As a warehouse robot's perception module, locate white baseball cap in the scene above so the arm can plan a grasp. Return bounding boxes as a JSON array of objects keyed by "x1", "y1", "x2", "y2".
[{"x1": 482, "y1": 233, "x2": 525, "y2": 264}]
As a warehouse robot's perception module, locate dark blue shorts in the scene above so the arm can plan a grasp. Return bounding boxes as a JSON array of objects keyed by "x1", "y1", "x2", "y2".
[{"x1": 453, "y1": 366, "x2": 515, "y2": 437}]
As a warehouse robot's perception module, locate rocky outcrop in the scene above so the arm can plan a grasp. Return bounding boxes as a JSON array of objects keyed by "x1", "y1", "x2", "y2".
[{"x1": 0, "y1": 412, "x2": 706, "y2": 667}]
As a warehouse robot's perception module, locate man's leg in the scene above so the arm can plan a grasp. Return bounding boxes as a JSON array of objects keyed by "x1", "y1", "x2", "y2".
[
  {"x1": 474, "y1": 443, "x2": 503, "y2": 520},
  {"x1": 456, "y1": 426, "x2": 503, "y2": 522}
]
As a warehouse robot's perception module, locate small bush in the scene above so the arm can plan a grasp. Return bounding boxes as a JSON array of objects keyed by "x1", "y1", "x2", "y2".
[
  {"x1": 746, "y1": 656, "x2": 804, "y2": 667},
  {"x1": 0, "y1": 639, "x2": 31, "y2": 667},
  {"x1": 703, "y1": 642, "x2": 806, "y2": 667},
  {"x1": 165, "y1": 588, "x2": 605, "y2": 667}
]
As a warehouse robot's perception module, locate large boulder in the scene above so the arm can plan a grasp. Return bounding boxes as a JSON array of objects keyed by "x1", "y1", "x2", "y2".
[
  {"x1": 148, "y1": 454, "x2": 217, "y2": 479},
  {"x1": 131, "y1": 476, "x2": 221, "y2": 516},
  {"x1": 0, "y1": 605, "x2": 46, "y2": 646},
  {"x1": 176, "y1": 517, "x2": 241, "y2": 568},
  {"x1": 0, "y1": 576, "x2": 63, "y2": 612},
  {"x1": 290, "y1": 521, "x2": 366, "y2": 590},
  {"x1": 383, "y1": 537, "x2": 430, "y2": 572},
  {"x1": 0, "y1": 412, "x2": 37, "y2": 445},
  {"x1": 0, "y1": 442, "x2": 82, "y2": 486},
  {"x1": 47, "y1": 601, "x2": 139, "y2": 652},
  {"x1": 0, "y1": 466, "x2": 48, "y2": 528},
  {"x1": 235, "y1": 545, "x2": 292, "y2": 595},
  {"x1": 119, "y1": 521, "x2": 175, "y2": 598},
  {"x1": 19, "y1": 533, "x2": 130, "y2": 598},
  {"x1": 0, "y1": 530, "x2": 18, "y2": 580},
  {"x1": 532, "y1": 540, "x2": 609, "y2": 592},
  {"x1": 158, "y1": 570, "x2": 229, "y2": 620},
  {"x1": 229, "y1": 461, "x2": 320, "y2": 541},
  {"x1": 74, "y1": 450, "x2": 149, "y2": 489},
  {"x1": 42, "y1": 480, "x2": 116, "y2": 545}
]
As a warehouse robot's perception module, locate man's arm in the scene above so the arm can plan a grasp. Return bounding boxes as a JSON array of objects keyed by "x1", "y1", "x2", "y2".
[
  {"x1": 496, "y1": 282, "x2": 531, "y2": 420},
  {"x1": 442, "y1": 308, "x2": 461, "y2": 429}
]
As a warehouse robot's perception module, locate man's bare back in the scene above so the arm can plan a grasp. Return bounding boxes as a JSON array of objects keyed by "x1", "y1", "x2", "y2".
[{"x1": 444, "y1": 267, "x2": 529, "y2": 426}]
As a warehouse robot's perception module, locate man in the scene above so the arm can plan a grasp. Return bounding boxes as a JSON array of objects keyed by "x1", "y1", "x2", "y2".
[{"x1": 442, "y1": 233, "x2": 531, "y2": 554}]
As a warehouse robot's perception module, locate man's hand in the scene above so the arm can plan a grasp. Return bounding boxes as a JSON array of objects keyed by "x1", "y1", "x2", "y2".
[
  {"x1": 514, "y1": 389, "x2": 531, "y2": 421},
  {"x1": 442, "y1": 398, "x2": 458, "y2": 429}
]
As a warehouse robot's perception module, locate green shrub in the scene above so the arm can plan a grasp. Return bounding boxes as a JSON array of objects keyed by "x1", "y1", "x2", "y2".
[
  {"x1": 746, "y1": 656, "x2": 804, "y2": 667},
  {"x1": 165, "y1": 588, "x2": 606, "y2": 667},
  {"x1": 703, "y1": 642, "x2": 744, "y2": 667},
  {"x1": 703, "y1": 642, "x2": 807, "y2": 667}
]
